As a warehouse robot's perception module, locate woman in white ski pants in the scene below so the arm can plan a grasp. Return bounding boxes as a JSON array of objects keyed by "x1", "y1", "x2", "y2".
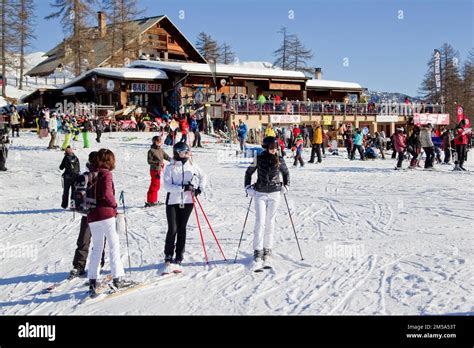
[{"x1": 245, "y1": 136, "x2": 290, "y2": 265}]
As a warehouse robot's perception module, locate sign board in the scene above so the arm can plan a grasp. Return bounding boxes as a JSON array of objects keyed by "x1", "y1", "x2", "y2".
[
  {"x1": 269, "y1": 83, "x2": 301, "y2": 91},
  {"x1": 376, "y1": 115, "x2": 399, "y2": 123},
  {"x1": 269, "y1": 114, "x2": 301, "y2": 124},
  {"x1": 130, "y1": 83, "x2": 162, "y2": 93},
  {"x1": 363, "y1": 127, "x2": 369, "y2": 135},
  {"x1": 413, "y1": 113, "x2": 450, "y2": 125},
  {"x1": 106, "y1": 80, "x2": 115, "y2": 92},
  {"x1": 323, "y1": 115, "x2": 332, "y2": 125},
  {"x1": 434, "y1": 49, "x2": 441, "y2": 93}
]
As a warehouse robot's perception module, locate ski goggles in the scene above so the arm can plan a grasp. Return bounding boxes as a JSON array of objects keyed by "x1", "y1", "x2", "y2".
[{"x1": 177, "y1": 149, "x2": 190, "y2": 155}]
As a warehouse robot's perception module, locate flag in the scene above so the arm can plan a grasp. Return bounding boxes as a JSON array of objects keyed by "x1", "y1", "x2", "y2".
[
  {"x1": 457, "y1": 104, "x2": 470, "y2": 127},
  {"x1": 434, "y1": 49, "x2": 441, "y2": 94}
]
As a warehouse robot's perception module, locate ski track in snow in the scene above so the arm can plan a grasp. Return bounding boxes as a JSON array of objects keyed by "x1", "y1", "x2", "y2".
[{"x1": 0, "y1": 132, "x2": 473, "y2": 315}]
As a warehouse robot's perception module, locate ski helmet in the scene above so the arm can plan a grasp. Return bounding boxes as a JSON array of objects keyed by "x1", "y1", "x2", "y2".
[
  {"x1": 173, "y1": 140, "x2": 190, "y2": 160},
  {"x1": 262, "y1": 136, "x2": 278, "y2": 150}
]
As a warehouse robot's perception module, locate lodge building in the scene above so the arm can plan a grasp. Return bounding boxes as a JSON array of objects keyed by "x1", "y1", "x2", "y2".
[{"x1": 22, "y1": 14, "x2": 447, "y2": 137}]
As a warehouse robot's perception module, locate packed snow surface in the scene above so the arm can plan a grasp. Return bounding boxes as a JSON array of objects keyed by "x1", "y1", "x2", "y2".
[{"x1": 0, "y1": 132, "x2": 472, "y2": 315}]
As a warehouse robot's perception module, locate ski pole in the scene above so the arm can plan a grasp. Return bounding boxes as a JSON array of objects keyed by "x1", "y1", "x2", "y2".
[
  {"x1": 195, "y1": 196, "x2": 226, "y2": 261},
  {"x1": 283, "y1": 194, "x2": 304, "y2": 261},
  {"x1": 119, "y1": 191, "x2": 133, "y2": 274},
  {"x1": 192, "y1": 195, "x2": 208, "y2": 264},
  {"x1": 234, "y1": 197, "x2": 253, "y2": 263}
]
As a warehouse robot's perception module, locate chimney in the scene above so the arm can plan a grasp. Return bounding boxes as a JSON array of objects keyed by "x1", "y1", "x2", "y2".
[
  {"x1": 98, "y1": 11, "x2": 106, "y2": 38},
  {"x1": 315, "y1": 68, "x2": 322, "y2": 80}
]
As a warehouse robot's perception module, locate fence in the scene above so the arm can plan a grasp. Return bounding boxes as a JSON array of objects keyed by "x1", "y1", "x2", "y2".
[
  {"x1": 225, "y1": 100, "x2": 444, "y2": 117},
  {"x1": 4, "y1": 75, "x2": 70, "y2": 88}
]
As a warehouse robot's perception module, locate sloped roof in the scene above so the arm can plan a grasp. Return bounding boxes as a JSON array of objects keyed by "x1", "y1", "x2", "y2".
[
  {"x1": 306, "y1": 79, "x2": 363, "y2": 90},
  {"x1": 129, "y1": 60, "x2": 308, "y2": 80},
  {"x1": 27, "y1": 15, "x2": 205, "y2": 77}
]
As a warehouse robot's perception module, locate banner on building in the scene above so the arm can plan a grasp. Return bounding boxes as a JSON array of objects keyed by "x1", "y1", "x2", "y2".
[
  {"x1": 323, "y1": 115, "x2": 332, "y2": 125},
  {"x1": 434, "y1": 49, "x2": 441, "y2": 93},
  {"x1": 376, "y1": 115, "x2": 399, "y2": 123},
  {"x1": 269, "y1": 83, "x2": 301, "y2": 91},
  {"x1": 269, "y1": 114, "x2": 301, "y2": 124},
  {"x1": 413, "y1": 113, "x2": 449, "y2": 125},
  {"x1": 131, "y1": 83, "x2": 162, "y2": 93}
]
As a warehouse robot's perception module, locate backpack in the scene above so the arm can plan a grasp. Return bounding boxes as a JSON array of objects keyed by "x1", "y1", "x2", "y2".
[{"x1": 71, "y1": 171, "x2": 99, "y2": 214}]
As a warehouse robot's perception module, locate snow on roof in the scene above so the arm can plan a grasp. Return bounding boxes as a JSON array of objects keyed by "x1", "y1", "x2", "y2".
[
  {"x1": 306, "y1": 79, "x2": 363, "y2": 90},
  {"x1": 60, "y1": 67, "x2": 168, "y2": 90},
  {"x1": 93, "y1": 68, "x2": 168, "y2": 80},
  {"x1": 129, "y1": 60, "x2": 307, "y2": 79},
  {"x1": 62, "y1": 86, "x2": 87, "y2": 95}
]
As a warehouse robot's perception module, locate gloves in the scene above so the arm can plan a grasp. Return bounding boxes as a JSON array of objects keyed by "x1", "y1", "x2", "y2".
[
  {"x1": 281, "y1": 185, "x2": 289, "y2": 195},
  {"x1": 194, "y1": 187, "x2": 202, "y2": 196},
  {"x1": 245, "y1": 185, "x2": 256, "y2": 197},
  {"x1": 183, "y1": 184, "x2": 194, "y2": 192}
]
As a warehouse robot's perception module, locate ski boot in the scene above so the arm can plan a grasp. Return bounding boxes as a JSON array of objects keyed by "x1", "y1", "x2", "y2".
[
  {"x1": 263, "y1": 248, "x2": 273, "y2": 269},
  {"x1": 68, "y1": 267, "x2": 86, "y2": 280},
  {"x1": 173, "y1": 259, "x2": 183, "y2": 274},
  {"x1": 253, "y1": 250, "x2": 264, "y2": 272},
  {"x1": 88, "y1": 279, "x2": 98, "y2": 298},
  {"x1": 110, "y1": 277, "x2": 135, "y2": 291}
]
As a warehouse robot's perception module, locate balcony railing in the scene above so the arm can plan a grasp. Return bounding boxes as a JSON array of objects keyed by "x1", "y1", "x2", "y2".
[{"x1": 225, "y1": 100, "x2": 444, "y2": 117}]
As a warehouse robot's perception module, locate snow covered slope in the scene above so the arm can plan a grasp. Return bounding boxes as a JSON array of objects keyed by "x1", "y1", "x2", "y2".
[{"x1": 0, "y1": 132, "x2": 472, "y2": 315}]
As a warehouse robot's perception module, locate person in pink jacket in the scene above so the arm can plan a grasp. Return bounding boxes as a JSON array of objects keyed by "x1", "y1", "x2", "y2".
[
  {"x1": 87, "y1": 149, "x2": 131, "y2": 297},
  {"x1": 393, "y1": 127, "x2": 407, "y2": 169}
]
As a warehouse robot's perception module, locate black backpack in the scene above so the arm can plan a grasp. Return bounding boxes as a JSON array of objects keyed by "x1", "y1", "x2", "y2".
[{"x1": 71, "y1": 171, "x2": 99, "y2": 214}]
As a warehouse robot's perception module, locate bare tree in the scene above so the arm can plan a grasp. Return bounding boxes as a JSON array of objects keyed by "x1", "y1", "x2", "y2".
[
  {"x1": 103, "y1": 0, "x2": 144, "y2": 67},
  {"x1": 273, "y1": 27, "x2": 295, "y2": 70},
  {"x1": 195, "y1": 32, "x2": 219, "y2": 62},
  {"x1": 16, "y1": 0, "x2": 36, "y2": 90},
  {"x1": 461, "y1": 49, "x2": 474, "y2": 123},
  {"x1": 0, "y1": 0, "x2": 16, "y2": 97},
  {"x1": 219, "y1": 42, "x2": 235, "y2": 65},
  {"x1": 288, "y1": 36, "x2": 313, "y2": 74},
  {"x1": 46, "y1": 0, "x2": 97, "y2": 76}
]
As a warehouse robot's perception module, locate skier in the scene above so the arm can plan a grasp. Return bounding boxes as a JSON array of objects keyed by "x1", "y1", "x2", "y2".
[
  {"x1": 47, "y1": 113, "x2": 58, "y2": 150},
  {"x1": 453, "y1": 124, "x2": 469, "y2": 171},
  {"x1": 393, "y1": 127, "x2": 407, "y2": 170},
  {"x1": 68, "y1": 151, "x2": 106, "y2": 279},
  {"x1": 309, "y1": 122, "x2": 323, "y2": 163},
  {"x1": 237, "y1": 119, "x2": 248, "y2": 152},
  {"x1": 244, "y1": 136, "x2": 290, "y2": 271},
  {"x1": 59, "y1": 146, "x2": 80, "y2": 209},
  {"x1": 95, "y1": 118, "x2": 104, "y2": 143},
  {"x1": 440, "y1": 127, "x2": 452, "y2": 165},
  {"x1": 87, "y1": 149, "x2": 131, "y2": 297},
  {"x1": 265, "y1": 123, "x2": 276, "y2": 137},
  {"x1": 162, "y1": 141, "x2": 207, "y2": 274},
  {"x1": 351, "y1": 128, "x2": 365, "y2": 160},
  {"x1": 190, "y1": 115, "x2": 202, "y2": 148},
  {"x1": 61, "y1": 117, "x2": 72, "y2": 151},
  {"x1": 145, "y1": 135, "x2": 171, "y2": 207},
  {"x1": 374, "y1": 132, "x2": 386, "y2": 159},
  {"x1": 343, "y1": 124, "x2": 354, "y2": 158},
  {"x1": 293, "y1": 134, "x2": 305, "y2": 167},
  {"x1": 10, "y1": 106, "x2": 20, "y2": 137},
  {"x1": 420, "y1": 124, "x2": 435, "y2": 169},
  {"x1": 0, "y1": 128, "x2": 10, "y2": 171},
  {"x1": 407, "y1": 126, "x2": 422, "y2": 169},
  {"x1": 81, "y1": 116, "x2": 91, "y2": 148}
]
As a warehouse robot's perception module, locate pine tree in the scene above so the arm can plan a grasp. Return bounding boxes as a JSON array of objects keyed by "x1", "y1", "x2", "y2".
[
  {"x1": 461, "y1": 49, "x2": 473, "y2": 123},
  {"x1": 273, "y1": 27, "x2": 295, "y2": 70},
  {"x1": 218, "y1": 42, "x2": 235, "y2": 65},
  {"x1": 288, "y1": 36, "x2": 313, "y2": 74},
  {"x1": 0, "y1": 0, "x2": 16, "y2": 97},
  {"x1": 419, "y1": 43, "x2": 463, "y2": 125},
  {"x1": 16, "y1": 0, "x2": 36, "y2": 90},
  {"x1": 195, "y1": 32, "x2": 219, "y2": 62},
  {"x1": 103, "y1": 0, "x2": 143, "y2": 67},
  {"x1": 46, "y1": 0, "x2": 96, "y2": 76}
]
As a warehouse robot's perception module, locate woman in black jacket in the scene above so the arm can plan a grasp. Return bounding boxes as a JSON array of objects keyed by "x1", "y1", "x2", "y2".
[{"x1": 244, "y1": 136, "x2": 290, "y2": 271}]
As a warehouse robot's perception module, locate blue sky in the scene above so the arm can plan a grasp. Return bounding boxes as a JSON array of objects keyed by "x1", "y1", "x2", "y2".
[{"x1": 34, "y1": 0, "x2": 473, "y2": 96}]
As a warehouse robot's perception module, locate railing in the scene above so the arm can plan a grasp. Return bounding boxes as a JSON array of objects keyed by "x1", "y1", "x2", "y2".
[
  {"x1": 4, "y1": 75, "x2": 71, "y2": 88},
  {"x1": 225, "y1": 100, "x2": 444, "y2": 117}
]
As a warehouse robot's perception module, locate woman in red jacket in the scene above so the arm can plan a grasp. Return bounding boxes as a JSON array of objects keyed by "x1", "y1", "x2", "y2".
[
  {"x1": 87, "y1": 149, "x2": 129, "y2": 297},
  {"x1": 454, "y1": 125, "x2": 469, "y2": 171}
]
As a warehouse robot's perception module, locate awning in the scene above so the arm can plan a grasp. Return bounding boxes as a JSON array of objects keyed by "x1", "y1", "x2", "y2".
[{"x1": 62, "y1": 86, "x2": 88, "y2": 95}]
